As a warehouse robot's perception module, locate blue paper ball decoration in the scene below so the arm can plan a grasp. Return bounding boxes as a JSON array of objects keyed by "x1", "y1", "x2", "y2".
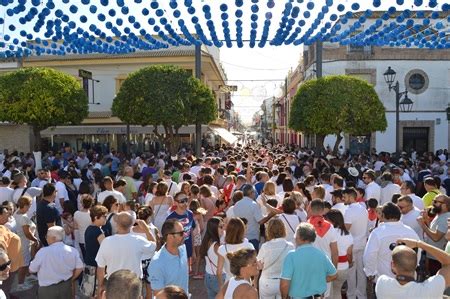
[{"x1": 351, "y1": 3, "x2": 360, "y2": 10}]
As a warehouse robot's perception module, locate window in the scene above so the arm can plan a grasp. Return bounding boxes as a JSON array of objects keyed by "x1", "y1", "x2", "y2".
[{"x1": 405, "y1": 69, "x2": 428, "y2": 94}]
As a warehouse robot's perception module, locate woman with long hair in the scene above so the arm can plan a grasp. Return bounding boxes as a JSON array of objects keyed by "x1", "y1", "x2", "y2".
[
  {"x1": 216, "y1": 248, "x2": 259, "y2": 299},
  {"x1": 256, "y1": 181, "x2": 281, "y2": 216},
  {"x1": 199, "y1": 217, "x2": 226, "y2": 299},
  {"x1": 148, "y1": 182, "x2": 173, "y2": 231},
  {"x1": 324, "y1": 209, "x2": 353, "y2": 299},
  {"x1": 216, "y1": 217, "x2": 254, "y2": 289}
]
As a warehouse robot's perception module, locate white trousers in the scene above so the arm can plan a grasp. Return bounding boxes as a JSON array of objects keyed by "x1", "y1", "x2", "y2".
[
  {"x1": 259, "y1": 277, "x2": 282, "y2": 299},
  {"x1": 346, "y1": 249, "x2": 367, "y2": 299}
]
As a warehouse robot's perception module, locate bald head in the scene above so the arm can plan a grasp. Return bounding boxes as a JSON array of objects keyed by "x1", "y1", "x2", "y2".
[
  {"x1": 115, "y1": 212, "x2": 134, "y2": 231},
  {"x1": 392, "y1": 245, "x2": 417, "y2": 273}
]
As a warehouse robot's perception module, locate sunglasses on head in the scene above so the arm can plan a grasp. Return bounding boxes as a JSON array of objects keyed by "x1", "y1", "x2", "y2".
[{"x1": 0, "y1": 260, "x2": 11, "y2": 271}]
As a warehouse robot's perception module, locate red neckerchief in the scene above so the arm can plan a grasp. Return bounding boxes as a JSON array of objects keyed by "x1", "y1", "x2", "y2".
[
  {"x1": 308, "y1": 215, "x2": 331, "y2": 238},
  {"x1": 356, "y1": 197, "x2": 365, "y2": 203},
  {"x1": 368, "y1": 208, "x2": 377, "y2": 221}
]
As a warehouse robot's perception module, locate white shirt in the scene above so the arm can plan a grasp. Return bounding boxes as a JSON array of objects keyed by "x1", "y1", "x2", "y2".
[
  {"x1": 363, "y1": 221, "x2": 420, "y2": 278},
  {"x1": 97, "y1": 189, "x2": 126, "y2": 205},
  {"x1": 313, "y1": 225, "x2": 338, "y2": 259},
  {"x1": 323, "y1": 183, "x2": 333, "y2": 205},
  {"x1": 380, "y1": 183, "x2": 401, "y2": 205},
  {"x1": 344, "y1": 203, "x2": 369, "y2": 250},
  {"x1": 29, "y1": 241, "x2": 84, "y2": 287},
  {"x1": 400, "y1": 208, "x2": 424, "y2": 240},
  {"x1": 279, "y1": 214, "x2": 301, "y2": 244},
  {"x1": 257, "y1": 238, "x2": 294, "y2": 279},
  {"x1": 374, "y1": 161, "x2": 385, "y2": 172},
  {"x1": 218, "y1": 240, "x2": 254, "y2": 280},
  {"x1": 365, "y1": 181, "x2": 381, "y2": 202},
  {"x1": 407, "y1": 193, "x2": 425, "y2": 211},
  {"x1": 55, "y1": 181, "x2": 69, "y2": 213},
  {"x1": 12, "y1": 187, "x2": 42, "y2": 219},
  {"x1": 375, "y1": 274, "x2": 446, "y2": 299},
  {"x1": 96, "y1": 233, "x2": 156, "y2": 278},
  {"x1": 332, "y1": 203, "x2": 348, "y2": 216},
  {"x1": 73, "y1": 210, "x2": 91, "y2": 244},
  {"x1": 164, "y1": 180, "x2": 179, "y2": 198},
  {"x1": 336, "y1": 230, "x2": 353, "y2": 270},
  {"x1": 0, "y1": 187, "x2": 14, "y2": 203}
]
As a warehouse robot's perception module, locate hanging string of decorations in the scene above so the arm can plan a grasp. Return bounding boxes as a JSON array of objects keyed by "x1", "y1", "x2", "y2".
[{"x1": 0, "y1": 0, "x2": 448, "y2": 58}]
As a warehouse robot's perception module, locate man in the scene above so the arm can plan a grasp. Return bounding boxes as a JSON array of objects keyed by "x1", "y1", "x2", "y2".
[
  {"x1": 379, "y1": 172, "x2": 401, "y2": 205},
  {"x1": 0, "y1": 207, "x2": 23, "y2": 298},
  {"x1": 76, "y1": 151, "x2": 90, "y2": 170},
  {"x1": 364, "y1": 203, "x2": 420, "y2": 280},
  {"x1": 375, "y1": 238, "x2": 450, "y2": 298},
  {"x1": 0, "y1": 177, "x2": 13, "y2": 203},
  {"x1": 422, "y1": 177, "x2": 441, "y2": 208},
  {"x1": 233, "y1": 184, "x2": 272, "y2": 250},
  {"x1": 166, "y1": 192, "x2": 196, "y2": 259},
  {"x1": 417, "y1": 194, "x2": 450, "y2": 275},
  {"x1": 29, "y1": 226, "x2": 83, "y2": 299},
  {"x1": 397, "y1": 195, "x2": 423, "y2": 240},
  {"x1": 162, "y1": 170, "x2": 179, "y2": 198},
  {"x1": 54, "y1": 171, "x2": 70, "y2": 214},
  {"x1": 97, "y1": 176, "x2": 126, "y2": 205},
  {"x1": 148, "y1": 219, "x2": 189, "y2": 294},
  {"x1": 331, "y1": 189, "x2": 347, "y2": 215},
  {"x1": 102, "y1": 269, "x2": 142, "y2": 299},
  {"x1": 254, "y1": 171, "x2": 269, "y2": 196},
  {"x1": 96, "y1": 212, "x2": 156, "y2": 295},
  {"x1": 400, "y1": 181, "x2": 425, "y2": 210},
  {"x1": 343, "y1": 187, "x2": 369, "y2": 299},
  {"x1": 102, "y1": 158, "x2": 113, "y2": 177},
  {"x1": 320, "y1": 173, "x2": 333, "y2": 205},
  {"x1": 121, "y1": 166, "x2": 138, "y2": 201},
  {"x1": 280, "y1": 223, "x2": 337, "y2": 299},
  {"x1": 363, "y1": 170, "x2": 381, "y2": 202},
  {"x1": 0, "y1": 249, "x2": 11, "y2": 299},
  {"x1": 416, "y1": 162, "x2": 432, "y2": 197},
  {"x1": 36, "y1": 183, "x2": 61, "y2": 246}
]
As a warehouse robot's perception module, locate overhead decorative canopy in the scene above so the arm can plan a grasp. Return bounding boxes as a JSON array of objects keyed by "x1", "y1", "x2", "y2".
[{"x1": 0, "y1": 0, "x2": 448, "y2": 58}]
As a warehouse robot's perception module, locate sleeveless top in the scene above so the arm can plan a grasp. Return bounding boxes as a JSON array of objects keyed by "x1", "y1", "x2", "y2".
[{"x1": 224, "y1": 277, "x2": 251, "y2": 299}]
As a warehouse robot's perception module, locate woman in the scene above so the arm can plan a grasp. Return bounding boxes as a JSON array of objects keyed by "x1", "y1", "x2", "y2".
[
  {"x1": 149, "y1": 182, "x2": 173, "y2": 231},
  {"x1": 131, "y1": 206, "x2": 158, "y2": 299},
  {"x1": 76, "y1": 181, "x2": 92, "y2": 211},
  {"x1": 324, "y1": 209, "x2": 353, "y2": 299},
  {"x1": 200, "y1": 217, "x2": 226, "y2": 299},
  {"x1": 74, "y1": 194, "x2": 94, "y2": 259},
  {"x1": 222, "y1": 176, "x2": 236, "y2": 205},
  {"x1": 81, "y1": 205, "x2": 108, "y2": 298},
  {"x1": 13, "y1": 196, "x2": 39, "y2": 291},
  {"x1": 290, "y1": 191, "x2": 308, "y2": 222},
  {"x1": 279, "y1": 198, "x2": 302, "y2": 244},
  {"x1": 278, "y1": 178, "x2": 294, "y2": 199},
  {"x1": 216, "y1": 248, "x2": 259, "y2": 299},
  {"x1": 275, "y1": 173, "x2": 287, "y2": 194},
  {"x1": 12, "y1": 173, "x2": 42, "y2": 220},
  {"x1": 102, "y1": 195, "x2": 119, "y2": 237},
  {"x1": 199, "y1": 185, "x2": 216, "y2": 223},
  {"x1": 180, "y1": 181, "x2": 191, "y2": 197},
  {"x1": 257, "y1": 218, "x2": 294, "y2": 299},
  {"x1": 217, "y1": 217, "x2": 254, "y2": 289},
  {"x1": 144, "y1": 182, "x2": 158, "y2": 206},
  {"x1": 256, "y1": 181, "x2": 280, "y2": 216}
]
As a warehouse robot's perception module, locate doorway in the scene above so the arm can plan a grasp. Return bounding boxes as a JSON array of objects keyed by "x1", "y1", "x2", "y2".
[{"x1": 403, "y1": 127, "x2": 429, "y2": 154}]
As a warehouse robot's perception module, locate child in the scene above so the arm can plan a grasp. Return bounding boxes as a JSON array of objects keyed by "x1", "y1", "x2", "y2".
[{"x1": 189, "y1": 199, "x2": 206, "y2": 280}]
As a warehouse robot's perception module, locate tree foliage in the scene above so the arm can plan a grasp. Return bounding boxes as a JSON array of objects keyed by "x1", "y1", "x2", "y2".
[
  {"x1": 0, "y1": 67, "x2": 89, "y2": 150},
  {"x1": 289, "y1": 75, "x2": 387, "y2": 152},
  {"x1": 112, "y1": 65, "x2": 217, "y2": 152}
]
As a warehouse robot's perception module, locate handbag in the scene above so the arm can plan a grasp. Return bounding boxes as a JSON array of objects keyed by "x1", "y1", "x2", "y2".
[{"x1": 80, "y1": 265, "x2": 97, "y2": 297}]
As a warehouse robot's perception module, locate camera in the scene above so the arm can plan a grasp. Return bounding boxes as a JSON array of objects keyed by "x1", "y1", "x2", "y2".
[{"x1": 389, "y1": 242, "x2": 405, "y2": 250}]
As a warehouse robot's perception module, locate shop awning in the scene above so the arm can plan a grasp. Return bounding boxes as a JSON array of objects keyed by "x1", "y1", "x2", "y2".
[{"x1": 210, "y1": 127, "x2": 238, "y2": 145}]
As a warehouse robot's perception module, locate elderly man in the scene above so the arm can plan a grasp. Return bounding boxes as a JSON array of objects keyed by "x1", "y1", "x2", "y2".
[
  {"x1": 101, "y1": 270, "x2": 142, "y2": 299},
  {"x1": 96, "y1": 212, "x2": 156, "y2": 295},
  {"x1": 122, "y1": 166, "x2": 138, "y2": 201},
  {"x1": 375, "y1": 238, "x2": 450, "y2": 298},
  {"x1": 280, "y1": 223, "x2": 337, "y2": 299},
  {"x1": 29, "y1": 226, "x2": 83, "y2": 298}
]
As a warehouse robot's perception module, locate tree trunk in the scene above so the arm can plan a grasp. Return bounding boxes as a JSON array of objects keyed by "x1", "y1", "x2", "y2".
[
  {"x1": 333, "y1": 132, "x2": 344, "y2": 155},
  {"x1": 315, "y1": 134, "x2": 325, "y2": 156},
  {"x1": 32, "y1": 126, "x2": 42, "y2": 152}
]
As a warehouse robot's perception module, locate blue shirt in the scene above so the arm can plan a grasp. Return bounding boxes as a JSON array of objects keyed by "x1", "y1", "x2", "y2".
[
  {"x1": 147, "y1": 245, "x2": 189, "y2": 293},
  {"x1": 36, "y1": 199, "x2": 61, "y2": 246},
  {"x1": 281, "y1": 244, "x2": 336, "y2": 298},
  {"x1": 254, "y1": 182, "x2": 264, "y2": 196},
  {"x1": 233, "y1": 197, "x2": 263, "y2": 240},
  {"x1": 166, "y1": 210, "x2": 196, "y2": 258}
]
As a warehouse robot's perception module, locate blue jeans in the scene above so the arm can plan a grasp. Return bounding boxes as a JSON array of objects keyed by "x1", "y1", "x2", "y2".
[
  {"x1": 249, "y1": 239, "x2": 260, "y2": 252},
  {"x1": 204, "y1": 273, "x2": 225, "y2": 299}
]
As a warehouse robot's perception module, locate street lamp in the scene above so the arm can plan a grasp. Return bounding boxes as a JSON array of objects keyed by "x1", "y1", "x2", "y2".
[{"x1": 383, "y1": 66, "x2": 414, "y2": 154}]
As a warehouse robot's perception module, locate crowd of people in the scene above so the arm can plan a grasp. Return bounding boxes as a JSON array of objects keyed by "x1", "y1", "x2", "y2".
[{"x1": 0, "y1": 144, "x2": 450, "y2": 299}]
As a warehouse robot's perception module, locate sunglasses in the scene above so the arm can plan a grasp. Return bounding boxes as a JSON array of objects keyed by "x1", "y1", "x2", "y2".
[
  {"x1": 0, "y1": 260, "x2": 11, "y2": 271},
  {"x1": 176, "y1": 198, "x2": 188, "y2": 204},
  {"x1": 169, "y1": 231, "x2": 184, "y2": 237}
]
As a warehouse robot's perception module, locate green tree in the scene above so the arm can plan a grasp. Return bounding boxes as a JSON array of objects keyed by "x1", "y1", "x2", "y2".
[
  {"x1": 112, "y1": 65, "x2": 217, "y2": 153},
  {"x1": 0, "y1": 67, "x2": 89, "y2": 151},
  {"x1": 289, "y1": 75, "x2": 387, "y2": 153}
]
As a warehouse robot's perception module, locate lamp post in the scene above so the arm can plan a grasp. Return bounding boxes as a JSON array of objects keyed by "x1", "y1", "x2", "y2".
[{"x1": 383, "y1": 66, "x2": 414, "y2": 154}]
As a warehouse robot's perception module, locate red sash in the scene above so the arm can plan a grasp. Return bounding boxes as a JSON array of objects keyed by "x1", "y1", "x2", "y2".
[
  {"x1": 308, "y1": 216, "x2": 332, "y2": 238},
  {"x1": 338, "y1": 255, "x2": 348, "y2": 263},
  {"x1": 368, "y1": 208, "x2": 377, "y2": 221}
]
